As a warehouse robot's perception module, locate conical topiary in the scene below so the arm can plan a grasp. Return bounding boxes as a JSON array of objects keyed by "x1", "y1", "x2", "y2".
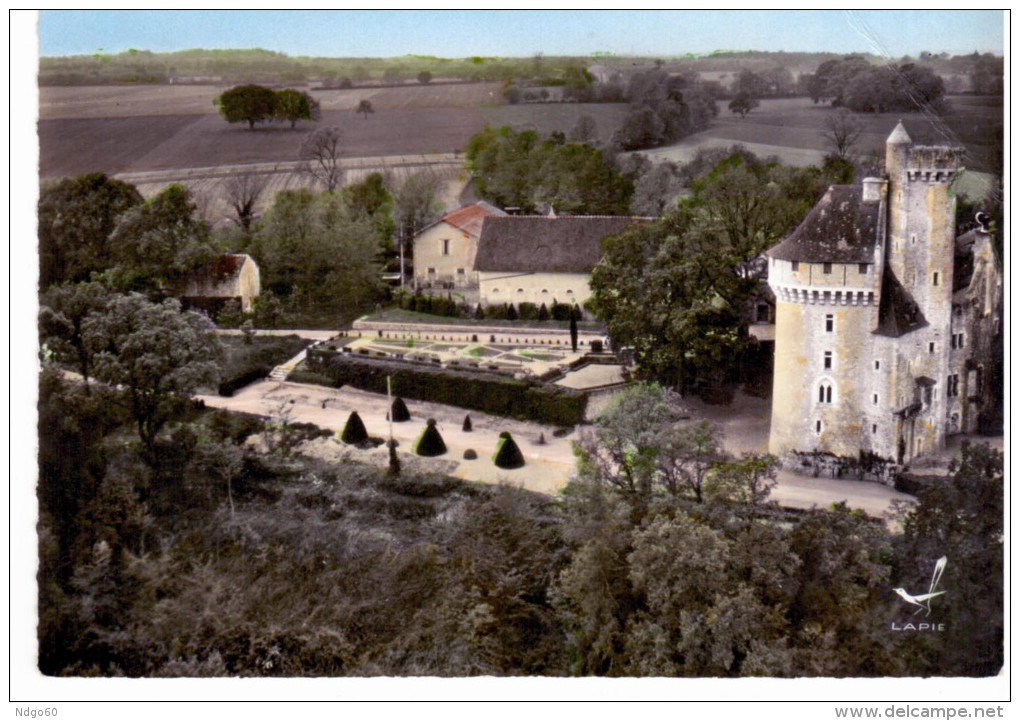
[
  {"x1": 411, "y1": 418, "x2": 447, "y2": 457},
  {"x1": 493, "y1": 431, "x2": 525, "y2": 469},
  {"x1": 387, "y1": 396, "x2": 411, "y2": 422},
  {"x1": 341, "y1": 411, "x2": 368, "y2": 444},
  {"x1": 462, "y1": 414, "x2": 473, "y2": 432}
]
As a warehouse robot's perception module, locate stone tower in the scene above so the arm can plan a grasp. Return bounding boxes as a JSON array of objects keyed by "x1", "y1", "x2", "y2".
[{"x1": 766, "y1": 123, "x2": 964, "y2": 466}]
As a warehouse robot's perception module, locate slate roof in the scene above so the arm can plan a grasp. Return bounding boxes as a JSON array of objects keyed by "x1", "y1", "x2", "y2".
[
  {"x1": 873, "y1": 266, "x2": 928, "y2": 338},
  {"x1": 474, "y1": 216, "x2": 650, "y2": 273},
  {"x1": 437, "y1": 201, "x2": 506, "y2": 238},
  {"x1": 768, "y1": 185, "x2": 881, "y2": 263}
]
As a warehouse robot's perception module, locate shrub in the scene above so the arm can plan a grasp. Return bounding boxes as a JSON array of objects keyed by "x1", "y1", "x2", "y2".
[
  {"x1": 493, "y1": 431, "x2": 525, "y2": 469},
  {"x1": 474, "y1": 304, "x2": 485, "y2": 320},
  {"x1": 463, "y1": 449, "x2": 478, "y2": 460},
  {"x1": 462, "y1": 414, "x2": 473, "y2": 432},
  {"x1": 506, "y1": 303, "x2": 519, "y2": 321},
  {"x1": 537, "y1": 303, "x2": 550, "y2": 321},
  {"x1": 411, "y1": 419, "x2": 447, "y2": 457},
  {"x1": 340, "y1": 411, "x2": 368, "y2": 444},
  {"x1": 550, "y1": 302, "x2": 573, "y2": 321},
  {"x1": 590, "y1": 339, "x2": 604, "y2": 353},
  {"x1": 388, "y1": 397, "x2": 411, "y2": 422},
  {"x1": 518, "y1": 302, "x2": 539, "y2": 321}
]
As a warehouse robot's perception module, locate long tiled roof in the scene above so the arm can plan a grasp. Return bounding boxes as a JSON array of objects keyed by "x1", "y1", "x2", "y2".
[
  {"x1": 474, "y1": 216, "x2": 650, "y2": 273},
  {"x1": 768, "y1": 185, "x2": 881, "y2": 263}
]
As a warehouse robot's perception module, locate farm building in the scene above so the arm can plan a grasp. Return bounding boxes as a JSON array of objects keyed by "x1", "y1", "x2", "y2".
[
  {"x1": 180, "y1": 253, "x2": 261, "y2": 314},
  {"x1": 412, "y1": 201, "x2": 506, "y2": 292},
  {"x1": 473, "y1": 215, "x2": 652, "y2": 310},
  {"x1": 766, "y1": 122, "x2": 1002, "y2": 467}
]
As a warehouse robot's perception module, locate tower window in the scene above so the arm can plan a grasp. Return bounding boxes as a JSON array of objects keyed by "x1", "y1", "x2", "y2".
[
  {"x1": 791, "y1": 261, "x2": 799, "y2": 272},
  {"x1": 825, "y1": 314, "x2": 834, "y2": 333},
  {"x1": 858, "y1": 263, "x2": 868, "y2": 274},
  {"x1": 929, "y1": 342, "x2": 935, "y2": 354},
  {"x1": 819, "y1": 383, "x2": 833, "y2": 404},
  {"x1": 933, "y1": 271, "x2": 939, "y2": 286},
  {"x1": 873, "y1": 393, "x2": 878, "y2": 405},
  {"x1": 823, "y1": 351, "x2": 832, "y2": 370},
  {"x1": 823, "y1": 262, "x2": 832, "y2": 274},
  {"x1": 816, "y1": 420, "x2": 822, "y2": 434},
  {"x1": 457, "y1": 267, "x2": 465, "y2": 275},
  {"x1": 874, "y1": 360, "x2": 880, "y2": 370},
  {"x1": 872, "y1": 424, "x2": 877, "y2": 434}
]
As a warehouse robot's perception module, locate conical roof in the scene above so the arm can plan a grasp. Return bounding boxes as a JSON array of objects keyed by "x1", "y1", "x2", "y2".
[{"x1": 887, "y1": 121, "x2": 911, "y2": 145}]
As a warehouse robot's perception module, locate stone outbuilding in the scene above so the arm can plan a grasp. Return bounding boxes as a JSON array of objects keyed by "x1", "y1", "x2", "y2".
[
  {"x1": 181, "y1": 253, "x2": 261, "y2": 314},
  {"x1": 473, "y1": 215, "x2": 651, "y2": 310},
  {"x1": 412, "y1": 201, "x2": 507, "y2": 292},
  {"x1": 766, "y1": 122, "x2": 1002, "y2": 467}
]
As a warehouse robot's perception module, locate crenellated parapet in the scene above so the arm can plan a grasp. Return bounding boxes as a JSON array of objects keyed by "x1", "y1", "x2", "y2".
[{"x1": 771, "y1": 284, "x2": 876, "y2": 306}]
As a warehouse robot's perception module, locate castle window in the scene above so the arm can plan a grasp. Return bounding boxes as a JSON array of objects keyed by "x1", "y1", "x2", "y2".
[
  {"x1": 442, "y1": 239, "x2": 450, "y2": 256},
  {"x1": 933, "y1": 271, "x2": 939, "y2": 286},
  {"x1": 566, "y1": 289, "x2": 574, "y2": 295},
  {"x1": 823, "y1": 351, "x2": 832, "y2": 370},
  {"x1": 873, "y1": 393, "x2": 878, "y2": 405},
  {"x1": 825, "y1": 314, "x2": 834, "y2": 333},
  {"x1": 816, "y1": 420, "x2": 822, "y2": 434},
  {"x1": 457, "y1": 268, "x2": 465, "y2": 275},
  {"x1": 929, "y1": 342, "x2": 936, "y2": 354},
  {"x1": 492, "y1": 288, "x2": 499, "y2": 293},
  {"x1": 823, "y1": 262, "x2": 832, "y2": 274},
  {"x1": 792, "y1": 261, "x2": 799, "y2": 272},
  {"x1": 818, "y1": 383, "x2": 833, "y2": 404},
  {"x1": 924, "y1": 387, "x2": 933, "y2": 406},
  {"x1": 874, "y1": 360, "x2": 880, "y2": 370},
  {"x1": 911, "y1": 234, "x2": 917, "y2": 245},
  {"x1": 517, "y1": 288, "x2": 524, "y2": 294},
  {"x1": 541, "y1": 289, "x2": 549, "y2": 294},
  {"x1": 872, "y1": 424, "x2": 877, "y2": 434},
  {"x1": 858, "y1": 263, "x2": 868, "y2": 274},
  {"x1": 427, "y1": 267, "x2": 436, "y2": 275},
  {"x1": 957, "y1": 333, "x2": 964, "y2": 348}
]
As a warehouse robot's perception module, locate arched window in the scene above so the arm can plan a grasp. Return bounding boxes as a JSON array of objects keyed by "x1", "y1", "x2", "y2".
[{"x1": 818, "y1": 382, "x2": 833, "y2": 404}]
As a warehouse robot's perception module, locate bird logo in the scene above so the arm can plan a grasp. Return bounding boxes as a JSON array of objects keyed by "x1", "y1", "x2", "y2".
[{"x1": 893, "y1": 556, "x2": 947, "y2": 617}]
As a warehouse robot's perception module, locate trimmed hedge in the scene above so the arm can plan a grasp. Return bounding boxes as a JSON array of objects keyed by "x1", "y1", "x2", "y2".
[
  {"x1": 218, "y1": 365, "x2": 269, "y2": 396},
  {"x1": 412, "y1": 419, "x2": 447, "y2": 457},
  {"x1": 308, "y1": 351, "x2": 588, "y2": 426}
]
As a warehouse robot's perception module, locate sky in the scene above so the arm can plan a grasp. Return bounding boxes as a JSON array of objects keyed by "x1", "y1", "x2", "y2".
[{"x1": 37, "y1": 9, "x2": 1004, "y2": 59}]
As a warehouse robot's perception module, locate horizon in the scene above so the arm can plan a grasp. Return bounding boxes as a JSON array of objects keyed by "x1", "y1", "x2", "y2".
[{"x1": 37, "y1": 10, "x2": 1004, "y2": 59}]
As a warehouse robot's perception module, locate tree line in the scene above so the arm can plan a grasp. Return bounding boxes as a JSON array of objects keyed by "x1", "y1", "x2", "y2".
[{"x1": 214, "y1": 84, "x2": 320, "y2": 129}]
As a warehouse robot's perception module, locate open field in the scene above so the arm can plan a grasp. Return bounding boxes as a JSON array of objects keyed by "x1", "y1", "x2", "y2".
[
  {"x1": 479, "y1": 102, "x2": 631, "y2": 145},
  {"x1": 40, "y1": 106, "x2": 483, "y2": 179},
  {"x1": 635, "y1": 95, "x2": 1002, "y2": 175},
  {"x1": 39, "y1": 81, "x2": 504, "y2": 119}
]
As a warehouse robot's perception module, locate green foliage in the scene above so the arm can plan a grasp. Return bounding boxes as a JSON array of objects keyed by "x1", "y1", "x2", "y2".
[
  {"x1": 389, "y1": 396, "x2": 411, "y2": 423},
  {"x1": 107, "y1": 183, "x2": 219, "y2": 294},
  {"x1": 38, "y1": 173, "x2": 144, "y2": 288},
  {"x1": 612, "y1": 70, "x2": 718, "y2": 151},
  {"x1": 248, "y1": 188, "x2": 382, "y2": 324},
  {"x1": 492, "y1": 432, "x2": 525, "y2": 469},
  {"x1": 272, "y1": 88, "x2": 318, "y2": 128},
  {"x1": 728, "y1": 92, "x2": 759, "y2": 117},
  {"x1": 341, "y1": 411, "x2": 369, "y2": 445},
  {"x1": 216, "y1": 84, "x2": 277, "y2": 129},
  {"x1": 310, "y1": 352, "x2": 588, "y2": 427},
  {"x1": 412, "y1": 419, "x2": 447, "y2": 457},
  {"x1": 83, "y1": 294, "x2": 220, "y2": 460},
  {"x1": 590, "y1": 151, "x2": 826, "y2": 390},
  {"x1": 805, "y1": 56, "x2": 946, "y2": 113},
  {"x1": 465, "y1": 126, "x2": 632, "y2": 215}
]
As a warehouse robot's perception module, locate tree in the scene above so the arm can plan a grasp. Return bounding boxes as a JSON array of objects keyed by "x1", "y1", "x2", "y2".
[
  {"x1": 821, "y1": 107, "x2": 867, "y2": 160},
  {"x1": 390, "y1": 170, "x2": 443, "y2": 271},
  {"x1": 356, "y1": 99, "x2": 374, "y2": 119},
  {"x1": 38, "y1": 173, "x2": 143, "y2": 288},
  {"x1": 417, "y1": 71, "x2": 432, "y2": 85},
  {"x1": 39, "y1": 281, "x2": 111, "y2": 391},
  {"x1": 222, "y1": 172, "x2": 269, "y2": 233},
  {"x1": 300, "y1": 126, "x2": 345, "y2": 193},
  {"x1": 273, "y1": 88, "x2": 319, "y2": 128},
  {"x1": 728, "y1": 92, "x2": 759, "y2": 118},
  {"x1": 107, "y1": 183, "x2": 219, "y2": 293},
  {"x1": 215, "y1": 84, "x2": 277, "y2": 129},
  {"x1": 82, "y1": 294, "x2": 220, "y2": 463},
  {"x1": 655, "y1": 420, "x2": 725, "y2": 502}
]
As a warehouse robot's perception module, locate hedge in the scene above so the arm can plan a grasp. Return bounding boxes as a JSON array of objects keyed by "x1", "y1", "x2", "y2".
[
  {"x1": 218, "y1": 365, "x2": 270, "y2": 396},
  {"x1": 308, "y1": 351, "x2": 588, "y2": 426}
]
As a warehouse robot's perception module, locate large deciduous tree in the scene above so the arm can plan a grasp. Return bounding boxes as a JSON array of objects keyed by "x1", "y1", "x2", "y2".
[
  {"x1": 728, "y1": 92, "x2": 759, "y2": 118},
  {"x1": 215, "y1": 84, "x2": 277, "y2": 129},
  {"x1": 39, "y1": 281, "x2": 111, "y2": 391},
  {"x1": 272, "y1": 88, "x2": 319, "y2": 128},
  {"x1": 82, "y1": 294, "x2": 219, "y2": 462},
  {"x1": 38, "y1": 173, "x2": 143, "y2": 288},
  {"x1": 107, "y1": 183, "x2": 219, "y2": 293},
  {"x1": 222, "y1": 172, "x2": 269, "y2": 234},
  {"x1": 821, "y1": 107, "x2": 867, "y2": 160}
]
